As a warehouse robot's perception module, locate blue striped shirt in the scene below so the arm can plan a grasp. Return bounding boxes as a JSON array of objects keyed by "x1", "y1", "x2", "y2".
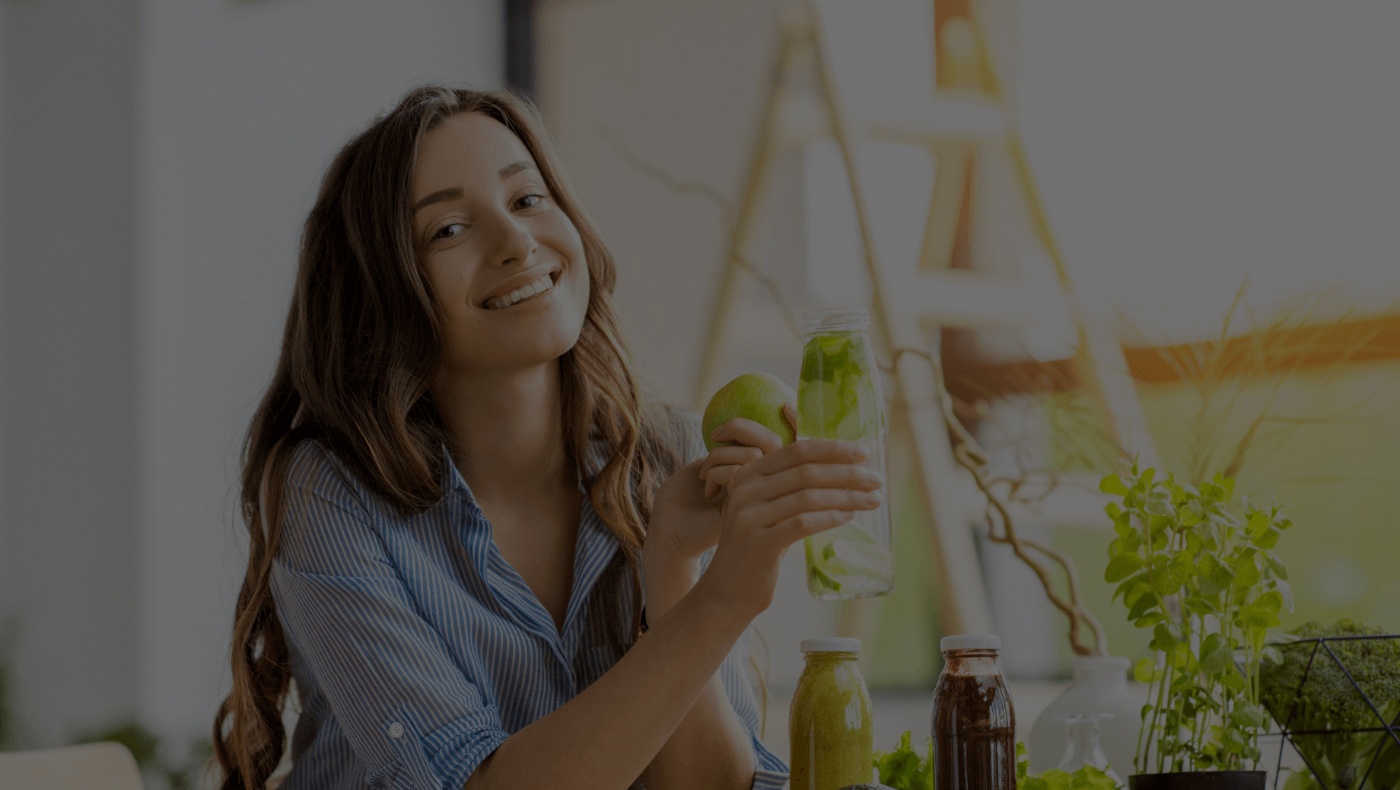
[{"x1": 270, "y1": 412, "x2": 789, "y2": 789}]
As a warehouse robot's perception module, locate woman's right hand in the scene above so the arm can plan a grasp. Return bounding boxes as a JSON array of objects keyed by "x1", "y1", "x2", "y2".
[{"x1": 693, "y1": 437, "x2": 884, "y2": 622}]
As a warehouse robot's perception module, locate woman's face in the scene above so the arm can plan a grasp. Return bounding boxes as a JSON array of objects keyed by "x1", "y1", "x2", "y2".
[{"x1": 411, "y1": 111, "x2": 590, "y2": 375}]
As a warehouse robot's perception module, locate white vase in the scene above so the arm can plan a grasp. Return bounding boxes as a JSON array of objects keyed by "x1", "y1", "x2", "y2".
[{"x1": 1029, "y1": 655, "x2": 1144, "y2": 780}]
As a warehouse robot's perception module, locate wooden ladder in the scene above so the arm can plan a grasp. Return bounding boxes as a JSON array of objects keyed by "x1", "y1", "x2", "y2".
[{"x1": 693, "y1": 0, "x2": 1159, "y2": 638}]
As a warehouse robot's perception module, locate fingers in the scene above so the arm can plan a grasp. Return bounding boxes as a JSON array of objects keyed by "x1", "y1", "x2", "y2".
[
  {"x1": 742, "y1": 487, "x2": 882, "y2": 532},
  {"x1": 769, "y1": 509, "x2": 857, "y2": 544},
  {"x1": 703, "y1": 464, "x2": 744, "y2": 495},
  {"x1": 783, "y1": 402, "x2": 798, "y2": 435},
  {"x1": 757, "y1": 462, "x2": 883, "y2": 501},
  {"x1": 710, "y1": 417, "x2": 785, "y2": 454},
  {"x1": 698, "y1": 445, "x2": 762, "y2": 481},
  {"x1": 747, "y1": 437, "x2": 868, "y2": 476}
]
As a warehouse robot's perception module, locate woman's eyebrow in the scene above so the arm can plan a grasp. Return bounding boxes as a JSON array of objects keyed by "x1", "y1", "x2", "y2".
[
  {"x1": 413, "y1": 187, "x2": 462, "y2": 214},
  {"x1": 497, "y1": 160, "x2": 537, "y2": 180},
  {"x1": 412, "y1": 161, "x2": 539, "y2": 214}
]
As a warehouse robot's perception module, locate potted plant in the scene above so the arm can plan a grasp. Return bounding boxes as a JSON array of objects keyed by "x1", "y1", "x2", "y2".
[
  {"x1": 1259, "y1": 620, "x2": 1400, "y2": 789},
  {"x1": 1101, "y1": 465, "x2": 1293, "y2": 789}
]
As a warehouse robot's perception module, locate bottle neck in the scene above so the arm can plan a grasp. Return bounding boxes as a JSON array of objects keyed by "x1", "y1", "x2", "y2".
[
  {"x1": 942, "y1": 649, "x2": 1001, "y2": 675},
  {"x1": 804, "y1": 651, "x2": 859, "y2": 665},
  {"x1": 801, "y1": 307, "x2": 871, "y2": 334},
  {"x1": 1072, "y1": 656, "x2": 1130, "y2": 687}
]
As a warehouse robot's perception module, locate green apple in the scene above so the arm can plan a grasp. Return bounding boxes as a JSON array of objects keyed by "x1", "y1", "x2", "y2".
[{"x1": 702, "y1": 372, "x2": 797, "y2": 451}]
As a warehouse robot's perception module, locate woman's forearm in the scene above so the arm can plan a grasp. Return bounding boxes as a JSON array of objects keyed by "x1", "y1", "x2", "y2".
[
  {"x1": 465, "y1": 582, "x2": 750, "y2": 790},
  {"x1": 646, "y1": 678, "x2": 756, "y2": 789},
  {"x1": 642, "y1": 550, "x2": 758, "y2": 790}
]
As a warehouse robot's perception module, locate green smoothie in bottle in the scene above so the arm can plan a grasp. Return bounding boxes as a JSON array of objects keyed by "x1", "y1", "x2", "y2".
[{"x1": 789, "y1": 638, "x2": 875, "y2": 790}]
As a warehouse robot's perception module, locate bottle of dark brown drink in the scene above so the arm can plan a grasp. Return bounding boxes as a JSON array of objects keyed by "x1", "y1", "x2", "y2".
[{"x1": 931, "y1": 635, "x2": 1016, "y2": 790}]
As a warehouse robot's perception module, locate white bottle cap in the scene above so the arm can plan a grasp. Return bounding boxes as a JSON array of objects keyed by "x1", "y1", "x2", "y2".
[
  {"x1": 801, "y1": 637, "x2": 861, "y2": 654},
  {"x1": 940, "y1": 634, "x2": 1001, "y2": 652}
]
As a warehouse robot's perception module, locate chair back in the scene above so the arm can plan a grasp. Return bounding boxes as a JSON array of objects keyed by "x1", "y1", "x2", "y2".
[{"x1": 0, "y1": 742, "x2": 144, "y2": 790}]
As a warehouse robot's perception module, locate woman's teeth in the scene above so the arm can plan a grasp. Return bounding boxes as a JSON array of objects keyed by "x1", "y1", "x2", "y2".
[{"x1": 485, "y1": 273, "x2": 555, "y2": 310}]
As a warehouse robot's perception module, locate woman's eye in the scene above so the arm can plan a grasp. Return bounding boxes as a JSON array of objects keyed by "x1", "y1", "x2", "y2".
[
  {"x1": 513, "y1": 193, "x2": 546, "y2": 211},
  {"x1": 433, "y1": 222, "x2": 467, "y2": 240}
]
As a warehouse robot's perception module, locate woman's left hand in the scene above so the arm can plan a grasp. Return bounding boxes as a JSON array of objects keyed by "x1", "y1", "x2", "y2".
[
  {"x1": 648, "y1": 404, "x2": 797, "y2": 562},
  {"x1": 699, "y1": 403, "x2": 798, "y2": 498}
]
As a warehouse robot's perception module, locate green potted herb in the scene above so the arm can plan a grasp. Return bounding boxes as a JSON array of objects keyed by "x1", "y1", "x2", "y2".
[
  {"x1": 1101, "y1": 465, "x2": 1293, "y2": 789},
  {"x1": 1259, "y1": 620, "x2": 1400, "y2": 790}
]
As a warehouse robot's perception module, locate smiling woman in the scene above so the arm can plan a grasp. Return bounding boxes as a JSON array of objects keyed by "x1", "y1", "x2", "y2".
[
  {"x1": 411, "y1": 111, "x2": 591, "y2": 380},
  {"x1": 209, "y1": 85, "x2": 884, "y2": 790}
]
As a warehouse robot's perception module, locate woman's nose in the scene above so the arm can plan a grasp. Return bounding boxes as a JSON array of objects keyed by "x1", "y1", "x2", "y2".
[{"x1": 490, "y1": 215, "x2": 538, "y2": 267}]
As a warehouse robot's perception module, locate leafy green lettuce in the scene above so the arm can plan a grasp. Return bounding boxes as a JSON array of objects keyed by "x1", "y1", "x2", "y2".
[
  {"x1": 873, "y1": 730, "x2": 933, "y2": 790},
  {"x1": 1016, "y1": 742, "x2": 1122, "y2": 790}
]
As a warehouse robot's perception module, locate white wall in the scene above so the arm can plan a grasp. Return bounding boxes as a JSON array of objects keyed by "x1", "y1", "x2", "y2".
[
  {"x1": 1, "y1": 0, "x2": 502, "y2": 757},
  {"x1": 1, "y1": 0, "x2": 143, "y2": 748}
]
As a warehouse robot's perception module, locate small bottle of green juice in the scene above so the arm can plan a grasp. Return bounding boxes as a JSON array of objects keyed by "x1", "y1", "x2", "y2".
[
  {"x1": 798, "y1": 308, "x2": 894, "y2": 599},
  {"x1": 789, "y1": 638, "x2": 875, "y2": 790}
]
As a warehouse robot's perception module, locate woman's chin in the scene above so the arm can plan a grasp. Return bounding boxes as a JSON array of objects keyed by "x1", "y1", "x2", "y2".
[{"x1": 481, "y1": 334, "x2": 583, "y2": 370}]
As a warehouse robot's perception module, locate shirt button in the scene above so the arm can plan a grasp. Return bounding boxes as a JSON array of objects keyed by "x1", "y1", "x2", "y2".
[{"x1": 387, "y1": 722, "x2": 405, "y2": 739}]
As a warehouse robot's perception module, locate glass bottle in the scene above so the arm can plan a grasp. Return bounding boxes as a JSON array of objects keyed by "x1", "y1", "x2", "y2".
[
  {"x1": 1029, "y1": 655, "x2": 1141, "y2": 780},
  {"x1": 789, "y1": 638, "x2": 875, "y2": 790},
  {"x1": 932, "y1": 635, "x2": 1016, "y2": 790},
  {"x1": 1057, "y1": 714, "x2": 1122, "y2": 784},
  {"x1": 797, "y1": 307, "x2": 894, "y2": 600}
]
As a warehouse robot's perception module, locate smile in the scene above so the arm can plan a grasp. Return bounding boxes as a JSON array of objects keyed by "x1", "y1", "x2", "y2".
[{"x1": 483, "y1": 270, "x2": 561, "y2": 310}]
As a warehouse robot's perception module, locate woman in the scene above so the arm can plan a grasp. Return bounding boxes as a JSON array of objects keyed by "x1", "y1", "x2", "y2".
[{"x1": 211, "y1": 85, "x2": 883, "y2": 790}]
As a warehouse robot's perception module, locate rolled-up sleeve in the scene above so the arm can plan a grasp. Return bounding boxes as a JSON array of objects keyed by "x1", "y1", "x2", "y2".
[{"x1": 271, "y1": 442, "x2": 507, "y2": 788}]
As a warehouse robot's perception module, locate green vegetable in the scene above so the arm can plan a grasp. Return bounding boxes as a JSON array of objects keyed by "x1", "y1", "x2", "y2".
[
  {"x1": 1259, "y1": 619, "x2": 1400, "y2": 789},
  {"x1": 799, "y1": 332, "x2": 877, "y2": 441},
  {"x1": 1016, "y1": 743, "x2": 1123, "y2": 789},
  {"x1": 873, "y1": 730, "x2": 933, "y2": 790},
  {"x1": 1102, "y1": 465, "x2": 1293, "y2": 774}
]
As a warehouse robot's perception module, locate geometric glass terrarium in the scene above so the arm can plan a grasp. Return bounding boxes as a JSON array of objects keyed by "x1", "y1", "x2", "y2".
[{"x1": 1259, "y1": 625, "x2": 1400, "y2": 789}]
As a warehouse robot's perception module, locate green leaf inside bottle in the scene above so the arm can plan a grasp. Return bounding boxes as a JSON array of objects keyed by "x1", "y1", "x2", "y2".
[{"x1": 799, "y1": 332, "x2": 876, "y2": 441}]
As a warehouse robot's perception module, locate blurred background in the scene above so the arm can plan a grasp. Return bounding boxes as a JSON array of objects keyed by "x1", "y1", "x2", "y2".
[{"x1": 2, "y1": 0, "x2": 1399, "y2": 785}]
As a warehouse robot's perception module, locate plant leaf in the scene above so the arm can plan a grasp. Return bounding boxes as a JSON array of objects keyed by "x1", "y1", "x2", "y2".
[
  {"x1": 1100, "y1": 474, "x2": 1129, "y2": 496},
  {"x1": 1234, "y1": 555, "x2": 1262, "y2": 589},
  {"x1": 1230, "y1": 701, "x2": 1267, "y2": 730},
  {"x1": 1247, "y1": 511, "x2": 1271, "y2": 541},
  {"x1": 1127, "y1": 591, "x2": 1159, "y2": 621},
  {"x1": 1199, "y1": 633, "x2": 1233, "y2": 675},
  {"x1": 1105, "y1": 554, "x2": 1145, "y2": 584}
]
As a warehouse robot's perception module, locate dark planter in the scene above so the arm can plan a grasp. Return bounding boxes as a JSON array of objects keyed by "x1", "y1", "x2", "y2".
[{"x1": 1129, "y1": 772, "x2": 1266, "y2": 790}]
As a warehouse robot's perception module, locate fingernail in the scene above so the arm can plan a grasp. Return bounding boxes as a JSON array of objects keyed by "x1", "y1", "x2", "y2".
[{"x1": 711, "y1": 427, "x2": 723, "y2": 440}]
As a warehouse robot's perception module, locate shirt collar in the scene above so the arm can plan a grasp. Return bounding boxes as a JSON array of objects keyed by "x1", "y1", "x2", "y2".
[{"x1": 438, "y1": 435, "x2": 613, "y2": 504}]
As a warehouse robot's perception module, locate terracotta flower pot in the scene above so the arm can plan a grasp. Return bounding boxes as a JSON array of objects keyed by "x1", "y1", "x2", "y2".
[{"x1": 1129, "y1": 771, "x2": 1265, "y2": 790}]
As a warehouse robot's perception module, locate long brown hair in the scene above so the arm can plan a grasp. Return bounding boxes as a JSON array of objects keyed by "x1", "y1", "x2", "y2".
[{"x1": 210, "y1": 86, "x2": 689, "y2": 789}]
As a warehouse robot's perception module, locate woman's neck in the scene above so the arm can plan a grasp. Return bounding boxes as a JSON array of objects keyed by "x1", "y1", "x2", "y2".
[{"x1": 431, "y1": 360, "x2": 575, "y2": 503}]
